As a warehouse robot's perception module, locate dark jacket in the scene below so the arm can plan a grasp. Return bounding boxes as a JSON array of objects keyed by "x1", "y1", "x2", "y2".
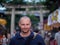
[{"x1": 9, "y1": 32, "x2": 45, "y2": 45}]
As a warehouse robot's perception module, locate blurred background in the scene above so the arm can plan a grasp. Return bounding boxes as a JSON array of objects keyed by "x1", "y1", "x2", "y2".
[{"x1": 0, "y1": 0, "x2": 60, "y2": 45}]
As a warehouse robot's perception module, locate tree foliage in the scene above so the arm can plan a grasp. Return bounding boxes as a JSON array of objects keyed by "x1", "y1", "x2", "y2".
[
  {"x1": 0, "y1": 0, "x2": 26, "y2": 5},
  {"x1": 0, "y1": 0, "x2": 6, "y2": 3},
  {"x1": 9, "y1": 0, "x2": 26, "y2": 5},
  {"x1": 42, "y1": 0, "x2": 58, "y2": 13}
]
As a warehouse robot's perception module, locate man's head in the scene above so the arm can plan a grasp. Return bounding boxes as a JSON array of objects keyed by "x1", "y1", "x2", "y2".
[{"x1": 19, "y1": 16, "x2": 31, "y2": 33}]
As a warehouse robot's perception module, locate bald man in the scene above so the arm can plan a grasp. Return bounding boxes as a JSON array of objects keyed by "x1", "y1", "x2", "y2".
[{"x1": 9, "y1": 16, "x2": 45, "y2": 45}]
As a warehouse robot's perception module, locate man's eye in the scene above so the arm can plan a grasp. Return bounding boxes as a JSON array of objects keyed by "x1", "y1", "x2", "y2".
[
  {"x1": 21, "y1": 24, "x2": 24, "y2": 25},
  {"x1": 27, "y1": 24, "x2": 29, "y2": 25}
]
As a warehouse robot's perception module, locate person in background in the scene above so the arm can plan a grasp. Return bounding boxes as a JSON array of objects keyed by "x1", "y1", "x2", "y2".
[
  {"x1": 54, "y1": 27, "x2": 60, "y2": 45},
  {"x1": 7, "y1": 33, "x2": 11, "y2": 45},
  {"x1": 44, "y1": 33, "x2": 50, "y2": 45},
  {"x1": 11, "y1": 30, "x2": 16, "y2": 38},
  {"x1": 2, "y1": 35, "x2": 7, "y2": 45}
]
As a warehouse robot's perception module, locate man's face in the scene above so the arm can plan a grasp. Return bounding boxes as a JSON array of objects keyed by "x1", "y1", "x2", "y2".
[{"x1": 19, "y1": 18, "x2": 31, "y2": 33}]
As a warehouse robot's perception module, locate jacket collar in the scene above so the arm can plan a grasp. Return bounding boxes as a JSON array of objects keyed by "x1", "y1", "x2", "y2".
[{"x1": 15, "y1": 31, "x2": 34, "y2": 39}]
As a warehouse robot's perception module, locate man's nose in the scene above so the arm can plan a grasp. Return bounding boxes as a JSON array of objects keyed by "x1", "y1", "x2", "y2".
[{"x1": 24, "y1": 25, "x2": 27, "y2": 28}]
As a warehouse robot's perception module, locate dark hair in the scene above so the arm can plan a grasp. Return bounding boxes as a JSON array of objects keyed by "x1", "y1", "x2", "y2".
[{"x1": 58, "y1": 27, "x2": 60, "y2": 31}]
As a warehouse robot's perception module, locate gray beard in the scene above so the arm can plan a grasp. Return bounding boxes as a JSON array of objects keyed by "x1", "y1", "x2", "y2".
[{"x1": 21, "y1": 30, "x2": 30, "y2": 34}]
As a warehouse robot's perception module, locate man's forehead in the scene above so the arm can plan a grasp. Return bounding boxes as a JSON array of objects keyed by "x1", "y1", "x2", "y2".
[{"x1": 19, "y1": 16, "x2": 31, "y2": 22}]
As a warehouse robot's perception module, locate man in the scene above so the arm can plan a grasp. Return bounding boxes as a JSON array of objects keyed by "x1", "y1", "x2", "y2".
[
  {"x1": 55, "y1": 27, "x2": 60, "y2": 45},
  {"x1": 9, "y1": 16, "x2": 45, "y2": 45}
]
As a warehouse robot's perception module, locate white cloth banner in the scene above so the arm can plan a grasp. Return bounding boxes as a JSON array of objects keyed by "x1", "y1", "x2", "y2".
[
  {"x1": 57, "y1": 9, "x2": 60, "y2": 23},
  {"x1": 47, "y1": 8, "x2": 60, "y2": 26},
  {"x1": 47, "y1": 13, "x2": 53, "y2": 26}
]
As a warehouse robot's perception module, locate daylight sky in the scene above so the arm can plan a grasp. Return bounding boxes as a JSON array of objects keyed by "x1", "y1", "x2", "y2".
[
  {"x1": 6, "y1": 0, "x2": 46, "y2": 3},
  {"x1": 24, "y1": 0, "x2": 39, "y2": 2},
  {"x1": 24, "y1": 0, "x2": 46, "y2": 2}
]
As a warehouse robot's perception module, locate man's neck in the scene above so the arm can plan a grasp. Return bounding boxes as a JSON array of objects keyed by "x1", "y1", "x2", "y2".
[{"x1": 20, "y1": 31, "x2": 31, "y2": 37}]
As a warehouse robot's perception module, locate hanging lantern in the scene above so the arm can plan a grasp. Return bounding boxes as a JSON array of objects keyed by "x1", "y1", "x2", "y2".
[{"x1": 0, "y1": 18, "x2": 7, "y2": 25}]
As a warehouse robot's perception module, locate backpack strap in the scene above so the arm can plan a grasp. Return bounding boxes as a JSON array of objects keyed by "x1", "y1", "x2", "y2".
[
  {"x1": 25, "y1": 32, "x2": 38, "y2": 45},
  {"x1": 33, "y1": 32, "x2": 38, "y2": 39}
]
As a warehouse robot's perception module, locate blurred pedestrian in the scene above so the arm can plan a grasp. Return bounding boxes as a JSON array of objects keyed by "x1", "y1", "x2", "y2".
[
  {"x1": 2, "y1": 35, "x2": 7, "y2": 45},
  {"x1": 7, "y1": 33, "x2": 11, "y2": 45},
  {"x1": 44, "y1": 34, "x2": 50, "y2": 45},
  {"x1": 54, "y1": 27, "x2": 60, "y2": 45},
  {"x1": 11, "y1": 30, "x2": 16, "y2": 38}
]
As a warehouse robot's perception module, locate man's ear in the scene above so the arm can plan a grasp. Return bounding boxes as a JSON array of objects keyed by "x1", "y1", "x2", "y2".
[
  {"x1": 18, "y1": 22, "x2": 20, "y2": 27},
  {"x1": 30, "y1": 22, "x2": 32, "y2": 26},
  {"x1": 18, "y1": 23, "x2": 21, "y2": 32},
  {"x1": 30, "y1": 23, "x2": 32, "y2": 27}
]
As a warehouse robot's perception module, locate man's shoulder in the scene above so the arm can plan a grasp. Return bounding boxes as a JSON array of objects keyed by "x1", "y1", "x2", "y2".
[
  {"x1": 33, "y1": 32, "x2": 45, "y2": 45},
  {"x1": 33, "y1": 32, "x2": 43, "y2": 39},
  {"x1": 10, "y1": 33, "x2": 19, "y2": 40},
  {"x1": 36, "y1": 34, "x2": 43, "y2": 39},
  {"x1": 10, "y1": 36, "x2": 16, "y2": 41}
]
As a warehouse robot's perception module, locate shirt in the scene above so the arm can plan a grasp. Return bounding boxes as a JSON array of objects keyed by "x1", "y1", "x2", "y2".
[{"x1": 9, "y1": 31, "x2": 45, "y2": 45}]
